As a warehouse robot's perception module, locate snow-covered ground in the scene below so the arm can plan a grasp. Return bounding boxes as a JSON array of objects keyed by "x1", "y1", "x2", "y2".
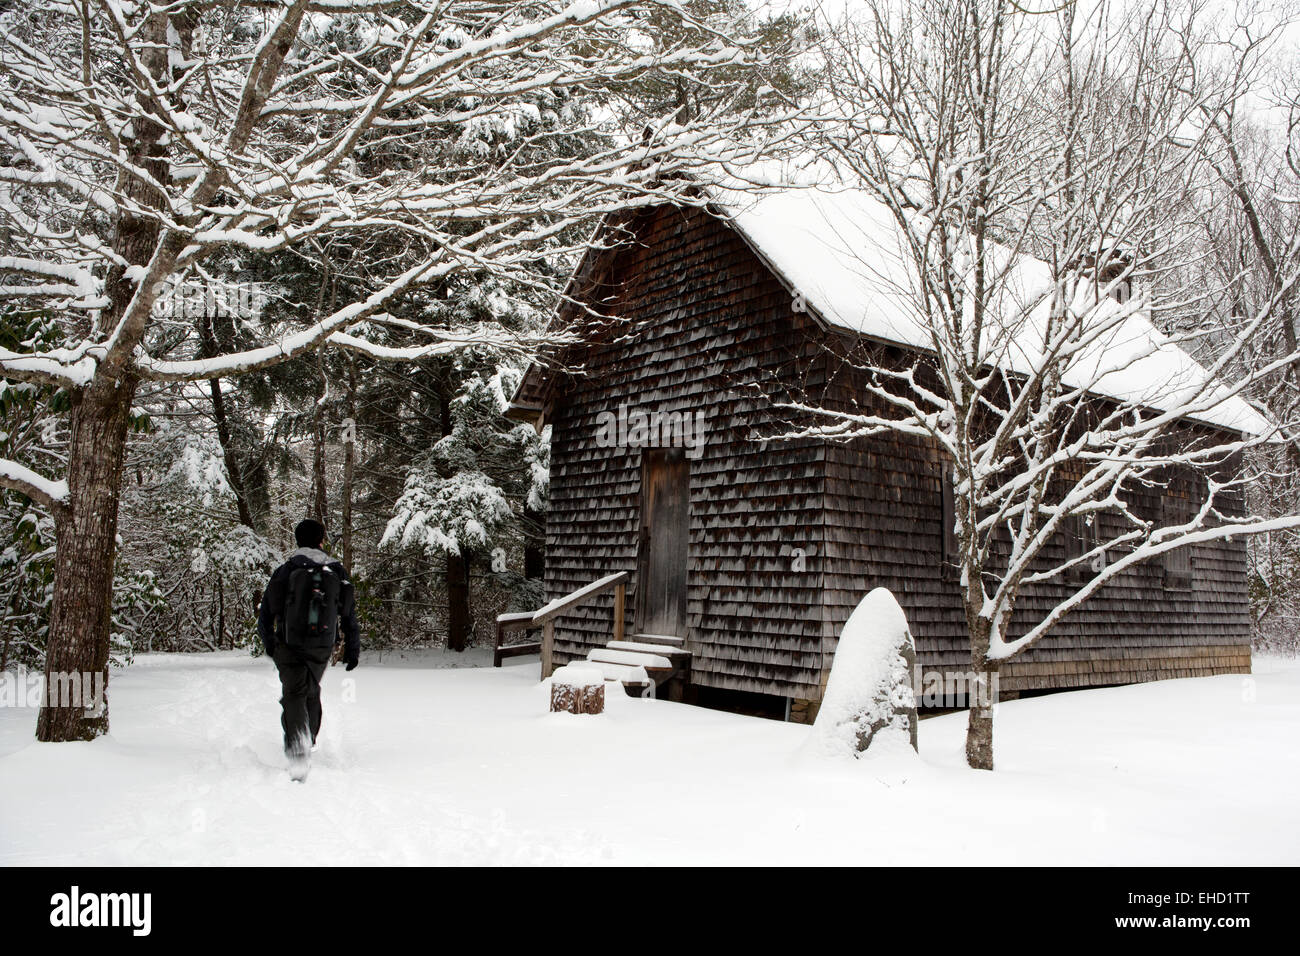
[{"x1": 1, "y1": 651, "x2": 1296, "y2": 865}]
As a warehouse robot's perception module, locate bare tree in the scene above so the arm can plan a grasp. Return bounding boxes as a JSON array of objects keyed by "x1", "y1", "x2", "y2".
[
  {"x1": 1183, "y1": 17, "x2": 1300, "y2": 649},
  {"x1": 794, "y1": 0, "x2": 1300, "y2": 768},
  {"x1": 0, "y1": 0, "x2": 802, "y2": 740}
]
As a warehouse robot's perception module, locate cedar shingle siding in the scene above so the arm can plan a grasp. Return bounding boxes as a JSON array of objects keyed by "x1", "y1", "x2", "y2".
[{"x1": 541, "y1": 205, "x2": 1251, "y2": 704}]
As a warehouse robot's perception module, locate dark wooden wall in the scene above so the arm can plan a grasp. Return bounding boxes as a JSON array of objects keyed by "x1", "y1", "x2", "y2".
[
  {"x1": 546, "y1": 204, "x2": 832, "y2": 698},
  {"x1": 821, "y1": 410, "x2": 1251, "y2": 696},
  {"x1": 545, "y1": 205, "x2": 1252, "y2": 704}
]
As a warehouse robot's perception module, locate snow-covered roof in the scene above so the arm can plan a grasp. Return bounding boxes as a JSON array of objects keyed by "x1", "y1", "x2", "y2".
[{"x1": 716, "y1": 183, "x2": 1274, "y2": 437}]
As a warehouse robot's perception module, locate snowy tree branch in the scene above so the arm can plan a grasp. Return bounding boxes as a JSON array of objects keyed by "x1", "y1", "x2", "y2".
[{"x1": 0, "y1": 458, "x2": 69, "y2": 511}]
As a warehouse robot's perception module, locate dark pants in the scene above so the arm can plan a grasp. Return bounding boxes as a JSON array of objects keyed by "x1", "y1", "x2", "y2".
[{"x1": 273, "y1": 644, "x2": 332, "y2": 756}]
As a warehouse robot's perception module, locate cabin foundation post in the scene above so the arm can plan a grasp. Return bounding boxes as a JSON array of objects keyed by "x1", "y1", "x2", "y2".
[
  {"x1": 613, "y1": 582, "x2": 626, "y2": 643},
  {"x1": 788, "y1": 698, "x2": 820, "y2": 725},
  {"x1": 541, "y1": 620, "x2": 555, "y2": 678}
]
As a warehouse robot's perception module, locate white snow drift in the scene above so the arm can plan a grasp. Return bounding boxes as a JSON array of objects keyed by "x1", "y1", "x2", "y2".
[{"x1": 1, "y1": 650, "x2": 1296, "y2": 865}]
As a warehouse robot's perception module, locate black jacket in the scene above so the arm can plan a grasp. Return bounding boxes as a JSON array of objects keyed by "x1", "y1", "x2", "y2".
[{"x1": 258, "y1": 548, "x2": 360, "y2": 662}]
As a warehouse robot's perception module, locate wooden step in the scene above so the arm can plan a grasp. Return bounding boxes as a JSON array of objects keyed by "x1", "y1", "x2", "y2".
[
  {"x1": 584, "y1": 660, "x2": 652, "y2": 684},
  {"x1": 580, "y1": 660, "x2": 655, "y2": 696},
  {"x1": 629, "y1": 633, "x2": 685, "y2": 647},
  {"x1": 606, "y1": 640, "x2": 692, "y2": 661},
  {"x1": 588, "y1": 648, "x2": 674, "y2": 670}
]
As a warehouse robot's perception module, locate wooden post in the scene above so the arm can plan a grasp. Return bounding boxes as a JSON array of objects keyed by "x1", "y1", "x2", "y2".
[
  {"x1": 541, "y1": 620, "x2": 555, "y2": 678},
  {"x1": 613, "y1": 582, "x2": 626, "y2": 643}
]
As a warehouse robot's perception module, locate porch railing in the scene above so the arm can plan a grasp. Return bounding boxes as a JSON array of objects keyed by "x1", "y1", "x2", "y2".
[{"x1": 494, "y1": 571, "x2": 628, "y2": 676}]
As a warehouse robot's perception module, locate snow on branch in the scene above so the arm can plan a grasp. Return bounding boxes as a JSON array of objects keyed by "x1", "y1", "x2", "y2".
[
  {"x1": 1, "y1": 0, "x2": 802, "y2": 387},
  {"x1": 0, "y1": 458, "x2": 69, "y2": 511},
  {"x1": 328, "y1": 327, "x2": 565, "y2": 363},
  {"x1": 0, "y1": 343, "x2": 101, "y2": 389},
  {"x1": 991, "y1": 512, "x2": 1300, "y2": 660}
]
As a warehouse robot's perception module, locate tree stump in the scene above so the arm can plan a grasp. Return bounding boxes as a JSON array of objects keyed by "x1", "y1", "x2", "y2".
[{"x1": 549, "y1": 665, "x2": 606, "y2": 715}]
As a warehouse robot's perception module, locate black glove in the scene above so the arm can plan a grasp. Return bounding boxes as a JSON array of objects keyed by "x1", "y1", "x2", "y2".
[{"x1": 344, "y1": 655, "x2": 358, "y2": 672}]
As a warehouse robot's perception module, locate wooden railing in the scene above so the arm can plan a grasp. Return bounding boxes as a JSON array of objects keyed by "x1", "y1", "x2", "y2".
[{"x1": 494, "y1": 571, "x2": 629, "y2": 676}]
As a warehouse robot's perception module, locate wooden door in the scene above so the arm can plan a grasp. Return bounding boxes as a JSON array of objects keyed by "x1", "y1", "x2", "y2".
[{"x1": 636, "y1": 447, "x2": 690, "y2": 637}]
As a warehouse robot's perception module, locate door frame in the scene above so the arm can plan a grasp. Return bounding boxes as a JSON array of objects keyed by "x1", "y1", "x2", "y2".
[{"x1": 634, "y1": 446, "x2": 690, "y2": 637}]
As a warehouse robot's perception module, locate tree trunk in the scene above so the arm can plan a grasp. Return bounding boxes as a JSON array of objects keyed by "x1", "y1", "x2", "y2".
[
  {"x1": 209, "y1": 376, "x2": 256, "y2": 530},
  {"x1": 34, "y1": 9, "x2": 175, "y2": 741},
  {"x1": 964, "y1": 617, "x2": 997, "y2": 771},
  {"x1": 965, "y1": 690, "x2": 995, "y2": 771},
  {"x1": 446, "y1": 549, "x2": 470, "y2": 652},
  {"x1": 308, "y1": 278, "x2": 336, "y2": 527},
  {"x1": 197, "y1": 308, "x2": 257, "y2": 530},
  {"x1": 436, "y1": 371, "x2": 472, "y2": 651},
  {"x1": 37, "y1": 376, "x2": 137, "y2": 741},
  {"x1": 217, "y1": 575, "x2": 228, "y2": 650},
  {"x1": 341, "y1": 360, "x2": 356, "y2": 571},
  {"x1": 311, "y1": 398, "x2": 328, "y2": 525}
]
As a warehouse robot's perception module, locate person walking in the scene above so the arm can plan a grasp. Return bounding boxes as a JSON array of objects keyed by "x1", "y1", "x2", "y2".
[{"x1": 257, "y1": 519, "x2": 360, "y2": 781}]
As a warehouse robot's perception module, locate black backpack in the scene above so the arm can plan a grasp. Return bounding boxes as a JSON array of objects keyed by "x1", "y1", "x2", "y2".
[{"x1": 284, "y1": 564, "x2": 341, "y2": 647}]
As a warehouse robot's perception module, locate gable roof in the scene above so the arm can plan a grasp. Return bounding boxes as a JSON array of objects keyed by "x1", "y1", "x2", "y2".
[
  {"x1": 511, "y1": 183, "x2": 1274, "y2": 438},
  {"x1": 718, "y1": 184, "x2": 1273, "y2": 437}
]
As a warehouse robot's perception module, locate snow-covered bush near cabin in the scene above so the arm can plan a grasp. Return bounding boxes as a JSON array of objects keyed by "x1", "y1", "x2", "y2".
[
  {"x1": 521, "y1": 424, "x2": 551, "y2": 514},
  {"x1": 808, "y1": 588, "x2": 919, "y2": 759}
]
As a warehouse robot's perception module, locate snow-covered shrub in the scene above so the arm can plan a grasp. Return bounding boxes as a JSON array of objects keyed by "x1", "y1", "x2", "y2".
[
  {"x1": 382, "y1": 469, "x2": 513, "y2": 557},
  {"x1": 519, "y1": 423, "x2": 550, "y2": 514},
  {"x1": 808, "y1": 588, "x2": 919, "y2": 759}
]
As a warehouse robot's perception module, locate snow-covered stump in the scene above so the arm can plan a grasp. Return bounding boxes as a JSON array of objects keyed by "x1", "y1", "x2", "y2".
[
  {"x1": 810, "y1": 588, "x2": 918, "y2": 757},
  {"x1": 549, "y1": 665, "x2": 606, "y2": 715}
]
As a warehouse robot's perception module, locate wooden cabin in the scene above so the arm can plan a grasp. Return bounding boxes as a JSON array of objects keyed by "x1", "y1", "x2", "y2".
[{"x1": 502, "y1": 185, "x2": 1261, "y2": 721}]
